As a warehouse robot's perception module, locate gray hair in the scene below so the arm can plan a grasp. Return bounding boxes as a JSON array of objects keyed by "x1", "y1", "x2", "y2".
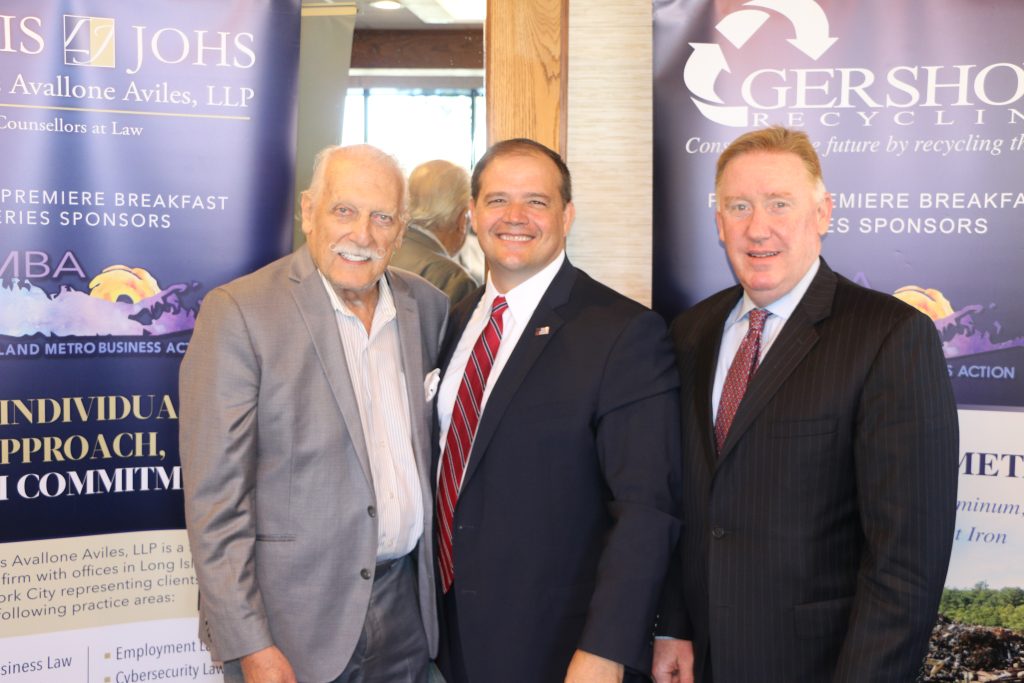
[
  {"x1": 305, "y1": 144, "x2": 408, "y2": 220},
  {"x1": 408, "y1": 159, "x2": 470, "y2": 234}
]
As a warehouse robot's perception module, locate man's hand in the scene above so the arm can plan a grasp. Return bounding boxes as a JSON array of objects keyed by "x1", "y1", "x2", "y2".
[
  {"x1": 564, "y1": 649, "x2": 624, "y2": 683},
  {"x1": 652, "y1": 638, "x2": 694, "y2": 683},
  {"x1": 240, "y1": 646, "x2": 297, "y2": 683}
]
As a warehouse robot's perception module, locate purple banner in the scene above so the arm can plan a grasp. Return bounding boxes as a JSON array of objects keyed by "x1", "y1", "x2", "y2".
[
  {"x1": 0, "y1": 0, "x2": 299, "y2": 542},
  {"x1": 653, "y1": 0, "x2": 1024, "y2": 409}
]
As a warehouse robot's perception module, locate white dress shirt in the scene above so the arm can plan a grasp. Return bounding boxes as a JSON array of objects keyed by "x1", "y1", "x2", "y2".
[
  {"x1": 320, "y1": 272, "x2": 422, "y2": 560},
  {"x1": 437, "y1": 251, "x2": 566, "y2": 486},
  {"x1": 712, "y1": 258, "x2": 821, "y2": 421}
]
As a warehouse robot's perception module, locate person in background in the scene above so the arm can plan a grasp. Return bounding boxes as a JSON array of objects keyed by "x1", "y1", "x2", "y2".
[
  {"x1": 391, "y1": 159, "x2": 478, "y2": 303},
  {"x1": 653, "y1": 126, "x2": 958, "y2": 683},
  {"x1": 456, "y1": 224, "x2": 486, "y2": 284}
]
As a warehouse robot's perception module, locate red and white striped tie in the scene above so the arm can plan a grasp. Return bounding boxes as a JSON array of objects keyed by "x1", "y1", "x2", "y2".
[
  {"x1": 437, "y1": 295, "x2": 508, "y2": 593},
  {"x1": 714, "y1": 308, "x2": 768, "y2": 454}
]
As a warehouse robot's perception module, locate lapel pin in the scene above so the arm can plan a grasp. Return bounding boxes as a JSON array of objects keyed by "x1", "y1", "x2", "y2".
[{"x1": 534, "y1": 326, "x2": 550, "y2": 336}]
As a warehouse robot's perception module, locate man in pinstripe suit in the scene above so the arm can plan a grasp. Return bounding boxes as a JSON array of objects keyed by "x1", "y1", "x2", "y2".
[{"x1": 653, "y1": 127, "x2": 958, "y2": 682}]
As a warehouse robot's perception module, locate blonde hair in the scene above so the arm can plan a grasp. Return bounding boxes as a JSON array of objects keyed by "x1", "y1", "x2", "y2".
[{"x1": 716, "y1": 126, "x2": 826, "y2": 199}]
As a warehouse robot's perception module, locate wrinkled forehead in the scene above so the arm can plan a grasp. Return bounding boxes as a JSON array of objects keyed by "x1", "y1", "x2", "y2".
[
  {"x1": 717, "y1": 151, "x2": 824, "y2": 197},
  {"x1": 478, "y1": 151, "x2": 564, "y2": 198},
  {"x1": 322, "y1": 153, "x2": 404, "y2": 202}
]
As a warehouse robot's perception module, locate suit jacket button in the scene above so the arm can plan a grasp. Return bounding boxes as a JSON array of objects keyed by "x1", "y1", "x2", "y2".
[
  {"x1": 360, "y1": 568, "x2": 371, "y2": 580},
  {"x1": 367, "y1": 505, "x2": 376, "y2": 518},
  {"x1": 711, "y1": 527, "x2": 726, "y2": 539}
]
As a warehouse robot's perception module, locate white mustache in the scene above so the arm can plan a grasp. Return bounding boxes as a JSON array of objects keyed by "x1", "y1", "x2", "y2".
[{"x1": 329, "y1": 242, "x2": 385, "y2": 261}]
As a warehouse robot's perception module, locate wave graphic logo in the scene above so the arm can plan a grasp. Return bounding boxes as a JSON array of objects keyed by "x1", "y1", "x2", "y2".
[
  {"x1": 684, "y1": 0, "x2": 837, "y2": 127},
  {"x1": 1, "y1": 264, "x2": 200, "y2": 339},
  {"x1": 894, "y1": 285, "x2": 1024, "y2": 360}
]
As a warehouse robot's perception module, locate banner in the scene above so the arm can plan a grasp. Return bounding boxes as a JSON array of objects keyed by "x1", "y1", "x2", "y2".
[
  {"x1": 654, "y1": 0, "x2": 1024, "y2": 677},
  {"x1": 0, "y1": 1, "x2": 298, "y2": 680},
  {"x1": 653, "y1": 0, "x2": 1024, "y2": 409}
]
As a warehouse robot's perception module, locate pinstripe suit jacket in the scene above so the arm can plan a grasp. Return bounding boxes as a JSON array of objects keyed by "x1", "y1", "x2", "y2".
[{"x1": 659, "y1": 259, "x2": 958, "y2": 682}]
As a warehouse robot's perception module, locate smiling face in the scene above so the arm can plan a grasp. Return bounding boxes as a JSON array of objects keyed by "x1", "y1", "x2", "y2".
[
  {"x1": 301, "y1": 148, "x2": 405, "y2": 306},
  {"x1": 470, "y1": 151, "x2": 575, "y2": 292},
  {"x1": 716, "y1": 151, "x2": 832, "y2": 307}
]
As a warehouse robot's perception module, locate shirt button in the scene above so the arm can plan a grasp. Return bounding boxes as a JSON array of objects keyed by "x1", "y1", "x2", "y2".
[
  {"x1": 367, "y1": 505, "x2": 376, "y2": 518},
  {"x1": 360, "y1": 568, "x2": 371, "y2": 580},
  {"x1": 711, "y1": 527, "x2": 726, "y2": 539}
]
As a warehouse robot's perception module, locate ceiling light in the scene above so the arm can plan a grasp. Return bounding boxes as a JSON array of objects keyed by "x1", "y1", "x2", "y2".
[
  {"x1": 405, "y1": 0, "x2": 484, "y2": 23},
  {"x1": 436, "y1": 0, "x2": 484, "y2": 22},
  {"x1": 369, "y1": 0, "x2": 403, "y2": 10}
]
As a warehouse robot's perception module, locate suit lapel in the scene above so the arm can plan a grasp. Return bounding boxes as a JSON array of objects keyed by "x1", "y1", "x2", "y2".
[
  {"x1": 389, "y1": 270, "x2": 431, "y2": 483},
  {"x1": 696, "y1": 289, "x2": 741, "y2": 473},
  {"x1": 441, "y1": 289, "x2": 484, "y2": 372},
  {"x1": 432, "y1": 288, "x2": 483, "y2": 493},
  {"x1": 289, "y1": 246, "x2": 374, "y2": 489},
  {"x1": 717, "y1": 261, "x2": 837, "y2": 461},
  {"x1": 459, "y1": 260, "x2": 575, "y2": 490}
]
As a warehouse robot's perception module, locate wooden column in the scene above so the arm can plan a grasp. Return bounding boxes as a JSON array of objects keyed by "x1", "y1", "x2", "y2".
[{"x1": 485, "y1": 0, "x2": 569, "y2": 155}]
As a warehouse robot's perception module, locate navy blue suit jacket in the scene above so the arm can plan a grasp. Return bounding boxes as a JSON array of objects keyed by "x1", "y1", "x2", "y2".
[{"x1": 437, "y1": 259, "x2": 683, "y2": 683}]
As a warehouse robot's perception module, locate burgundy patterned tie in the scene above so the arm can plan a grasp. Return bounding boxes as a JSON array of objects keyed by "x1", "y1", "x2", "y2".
[
  {"x1": 437, "y1": 295, "x2": 508, "y2": 593},
  {"x1": 714, "y1": 308, "x2": 769, "y2": 454}
]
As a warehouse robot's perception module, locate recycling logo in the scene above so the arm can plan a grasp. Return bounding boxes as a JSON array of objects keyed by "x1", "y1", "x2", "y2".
[{"x1": 685, "y1": 0, "x2": 838, "y2": 127}]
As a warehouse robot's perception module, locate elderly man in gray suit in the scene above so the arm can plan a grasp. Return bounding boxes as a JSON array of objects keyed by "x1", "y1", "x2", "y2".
[{"x1": 180, "y1": 144, "x2": 448, "y2": 683}]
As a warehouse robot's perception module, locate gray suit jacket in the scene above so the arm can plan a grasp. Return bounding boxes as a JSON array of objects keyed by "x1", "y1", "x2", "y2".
[
  {"x1": 391, "y1": 224, "x2": 478, "y2": 304},
  {"x1": 179, "y1": 245, "x2": 447, "y2": 682}
]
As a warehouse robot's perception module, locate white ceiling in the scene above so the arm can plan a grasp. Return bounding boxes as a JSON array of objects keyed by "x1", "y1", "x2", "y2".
[{"x1": 350, "y1": 0, "x2": 483, "y2": 30}]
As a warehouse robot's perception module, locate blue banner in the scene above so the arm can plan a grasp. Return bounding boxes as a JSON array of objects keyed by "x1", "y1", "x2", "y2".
[
  {"x1": 653, "y1": 0, "x2": 1024, "y2": 409},
  {"x1": 1, "y1": 0, "x2": 297, "y2": 543}
]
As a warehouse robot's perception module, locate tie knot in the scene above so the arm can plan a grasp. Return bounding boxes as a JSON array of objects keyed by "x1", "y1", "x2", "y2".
[
  {"x1": 748, "y1": 308, "x2": 768, "y2": 333},
  {"x1": 490, "y1": 295, "x2": 508, "y2": 318}
]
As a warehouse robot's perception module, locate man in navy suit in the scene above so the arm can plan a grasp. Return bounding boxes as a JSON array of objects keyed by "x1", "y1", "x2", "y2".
[
  {"x1": 435, "y1": 138, "x2": 682, "y2": 683},
  {"x1": 653, "y1": 126, "x2": 959, "y2": 682}
]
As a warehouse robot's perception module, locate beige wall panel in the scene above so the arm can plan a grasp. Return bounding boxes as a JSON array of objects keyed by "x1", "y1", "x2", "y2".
[{"x1": 566, "y1": 1, "x2": 653, "y2": 306}]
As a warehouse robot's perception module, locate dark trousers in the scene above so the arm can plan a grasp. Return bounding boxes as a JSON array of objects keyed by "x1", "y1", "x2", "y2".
[{"x1": 333, "y1": 554, "x2": 429, "y2": 683}]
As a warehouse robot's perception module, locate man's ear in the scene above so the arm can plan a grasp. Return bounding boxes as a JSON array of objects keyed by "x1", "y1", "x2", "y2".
[
  {"x1": 561, "y1": 201, "x2": 576, "y2": 239},
  {"x1": 816, "y1": 192, "x2": 834, "y2": 236},
  {"x1": 394, "y1": 219, "x2": 407, "y2": 250},
  {"x1": 300, "y1": 190, "x2": 314, "y2": 236}
]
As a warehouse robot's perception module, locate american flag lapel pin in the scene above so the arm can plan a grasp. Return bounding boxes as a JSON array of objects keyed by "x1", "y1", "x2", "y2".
[{"x1": 534, "y1": 326, "x2": 550, "y2": 336}]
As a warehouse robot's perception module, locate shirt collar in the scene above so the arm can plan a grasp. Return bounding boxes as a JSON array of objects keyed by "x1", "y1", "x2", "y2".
[
  {"x1": 318, "y1": 270, "x2": 396, "y2": 327},
  {"x1": 483, "y1": 250, "x2": 565, "y2": 322},
  {"x1": 730, "y1": 257, "x2": 820, "y2": 326}
]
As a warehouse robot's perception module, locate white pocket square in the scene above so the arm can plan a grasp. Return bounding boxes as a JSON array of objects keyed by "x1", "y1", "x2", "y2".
[{"x1": 424, "y1": 368, "x2": 441, "y2": 402}]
